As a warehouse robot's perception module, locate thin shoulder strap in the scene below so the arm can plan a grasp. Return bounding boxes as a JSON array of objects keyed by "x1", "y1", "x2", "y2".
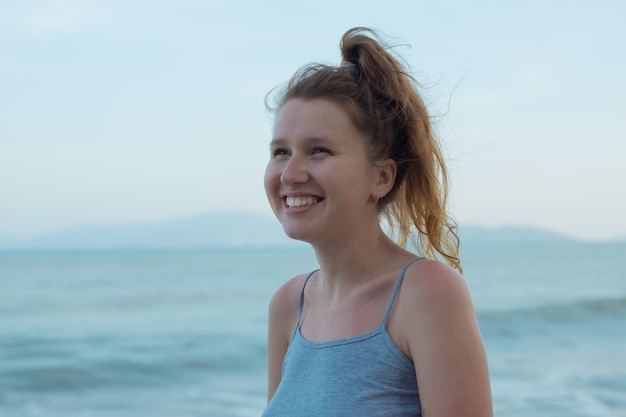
[
  {"x1": 381, "y1": 258, "x2": 423, "y2": 326},
  {"x1": 296, "y1": 270, "x2": 319, "y2": 325}
]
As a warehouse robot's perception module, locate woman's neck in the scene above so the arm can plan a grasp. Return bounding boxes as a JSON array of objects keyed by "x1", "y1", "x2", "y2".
[{"x1": 310, "y1": 227, "x2": 410, "y2": 304}]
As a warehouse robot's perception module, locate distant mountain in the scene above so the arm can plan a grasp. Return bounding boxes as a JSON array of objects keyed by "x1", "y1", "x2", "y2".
[
  {"x1": 458, "y1": 225, "x2": 573, "y2": 245},
  {"x1": 1, "y1": 212, "x2": 301, "y2": 250},
  {"x1": 0, "y1": 212, "x2": 585, "y2": 251}
]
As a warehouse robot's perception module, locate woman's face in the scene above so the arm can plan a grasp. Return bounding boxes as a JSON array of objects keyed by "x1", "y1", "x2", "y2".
[{"x1": 264, "y1": 98, "x2": 381, "y2": 245}]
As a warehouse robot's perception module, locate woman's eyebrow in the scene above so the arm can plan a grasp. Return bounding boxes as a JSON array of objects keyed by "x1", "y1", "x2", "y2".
[
  {"x1": 270, "y1": 136, "x2": 333, "y2": 146},
  {"x1": 269, "y1": 138, "x2": 287, "y2": 147}
]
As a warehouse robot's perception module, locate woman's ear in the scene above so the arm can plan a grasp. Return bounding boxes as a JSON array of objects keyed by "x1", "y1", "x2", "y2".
[{"x1": 374, "y1": 158, "x2": 397, "y2": 198}]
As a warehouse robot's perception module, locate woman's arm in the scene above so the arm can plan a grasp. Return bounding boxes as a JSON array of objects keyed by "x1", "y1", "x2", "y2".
[
  {"x1": 401, "y1": 260, "x2": 493, "y2": 417},
  {"x1": 266, "y1": 275, "x2": 303, "y2": 401}
]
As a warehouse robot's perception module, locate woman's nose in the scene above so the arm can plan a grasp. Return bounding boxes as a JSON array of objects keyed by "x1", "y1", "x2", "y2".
[{"x1": 280, "y1": 155, "x2": 309, "y2": 186}]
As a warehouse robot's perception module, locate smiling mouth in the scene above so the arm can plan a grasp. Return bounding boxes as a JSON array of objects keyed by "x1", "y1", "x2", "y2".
[{"x1": 284, "y1": 196, "x2": 321, "y2": 208}]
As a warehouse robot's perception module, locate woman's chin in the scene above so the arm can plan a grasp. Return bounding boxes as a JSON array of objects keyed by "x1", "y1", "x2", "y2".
[{"x1": 281, "y1": 226, "x2": 315, "y2": 243}]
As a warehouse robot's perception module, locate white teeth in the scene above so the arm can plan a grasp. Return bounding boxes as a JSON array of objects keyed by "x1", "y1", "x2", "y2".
[{"x1": 285, "y1": 196, "x2": 318, "y2": 208}]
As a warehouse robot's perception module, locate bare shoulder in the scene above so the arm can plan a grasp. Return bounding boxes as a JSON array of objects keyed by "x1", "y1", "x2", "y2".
[
  {"x1": 269, "y1": 273, "x2": 307, "y2": 320},
  {"x1": 268, "y1": 272, "x2": 310, "y2": 342},
  {"x1": 267, "y1": 272, "x2": 309, "y2": 401},
  {"x1": 398, "y1": 259, "x2": 493, "y2": 416},
  {"x1": 398, "y1": 258, "x2": 479, "y2": 355},
  {"x1": 401, "y1": 258, "x2": 473, "y2": 312}
]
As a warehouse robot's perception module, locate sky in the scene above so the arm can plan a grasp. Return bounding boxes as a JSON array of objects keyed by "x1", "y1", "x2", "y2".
[{"x1": 1, "y1": 0, "x2": 625, "y2": 242}]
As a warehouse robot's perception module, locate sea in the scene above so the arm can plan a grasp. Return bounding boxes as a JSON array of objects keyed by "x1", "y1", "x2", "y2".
[{"x1": 0, "y1": 242, "x2": 625, "y2": 417}]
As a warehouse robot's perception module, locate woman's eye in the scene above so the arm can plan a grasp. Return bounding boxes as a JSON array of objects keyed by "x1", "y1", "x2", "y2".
[
  {"x1": 272, "y1": 148, "x2": 290, "y2": 157},
  {"x1": 312, "y1": 147, "x2": 331, "y2": 155}
]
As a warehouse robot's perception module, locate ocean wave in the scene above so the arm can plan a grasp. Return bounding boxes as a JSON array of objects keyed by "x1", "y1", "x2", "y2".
[
  {"x1": 478, "y1": 295, "x2": 626, "y2": 338},
  {"x1": 0, "y1": 332, "x2": 266, "y2": 395}
]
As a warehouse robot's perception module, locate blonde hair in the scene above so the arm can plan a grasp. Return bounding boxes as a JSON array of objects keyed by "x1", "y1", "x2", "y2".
[{"x1": 267, "y1": 27, "x2": 461, "y2": 272}]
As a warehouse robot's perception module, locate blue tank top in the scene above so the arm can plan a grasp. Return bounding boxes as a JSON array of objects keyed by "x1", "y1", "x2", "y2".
[{"x1": 263, "y1": 258, "x2": 422, "y2": 417}]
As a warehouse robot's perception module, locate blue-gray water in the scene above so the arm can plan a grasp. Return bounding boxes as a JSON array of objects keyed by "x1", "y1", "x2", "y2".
[{"x1": 1, "y1": 243, "x2": 625, "y2": 416}]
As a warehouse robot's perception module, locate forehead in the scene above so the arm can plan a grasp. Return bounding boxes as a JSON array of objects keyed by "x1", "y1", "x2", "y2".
[{"x1": 273, "y1": 98, "x2": 362, "y2": 142}]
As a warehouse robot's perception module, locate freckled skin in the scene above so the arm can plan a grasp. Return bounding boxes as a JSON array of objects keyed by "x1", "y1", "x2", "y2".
[{"x1": 264, "y1": 98, "x2": 380, "y2": 246}]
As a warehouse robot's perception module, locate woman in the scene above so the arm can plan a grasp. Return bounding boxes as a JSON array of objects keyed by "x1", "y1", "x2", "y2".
[{"x1": 262, "y1": 27, "x2": 492, "y2": 417}]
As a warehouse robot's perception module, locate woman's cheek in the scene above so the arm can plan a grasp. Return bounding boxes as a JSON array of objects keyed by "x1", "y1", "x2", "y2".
[{"x1": 263, "y1": 163, "x2": 280, "y2": 206}]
